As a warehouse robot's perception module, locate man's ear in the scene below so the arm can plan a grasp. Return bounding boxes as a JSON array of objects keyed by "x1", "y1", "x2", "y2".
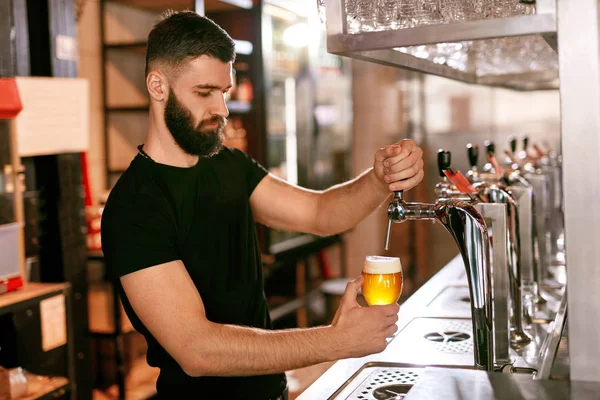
[{"x1": 147, "y1": 70, "x2": 168, "y2": 102}]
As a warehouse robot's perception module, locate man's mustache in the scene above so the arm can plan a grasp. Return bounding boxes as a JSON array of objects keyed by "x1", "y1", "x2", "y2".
[{"x1": 198, "y1": 116, "x2": 227, "y2": 130}]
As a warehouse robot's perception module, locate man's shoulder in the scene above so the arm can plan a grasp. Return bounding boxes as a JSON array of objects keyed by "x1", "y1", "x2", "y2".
[
  {"x1": 216, "y1": 146, "x2": 257, "y2": 164},
  {"x1": 102, "y1": 163, "x2": 165, "y2": 221}
]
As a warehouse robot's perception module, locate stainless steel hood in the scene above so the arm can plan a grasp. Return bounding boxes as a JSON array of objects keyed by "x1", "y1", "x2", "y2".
[{"x1": 321, "y1": 0, "x2": 558, "y2": 91}]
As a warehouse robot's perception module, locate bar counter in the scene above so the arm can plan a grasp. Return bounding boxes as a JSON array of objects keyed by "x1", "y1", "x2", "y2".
[
  {"x1": 298, "y1": 255, "x2": 466, "y2": 399},
  {"x1": 298, "y1": 256, "x2": 595, "y2": 399}
]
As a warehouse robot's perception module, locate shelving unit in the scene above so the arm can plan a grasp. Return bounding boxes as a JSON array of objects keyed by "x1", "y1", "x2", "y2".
[
  {"x1": 323, "y1": 0, "x2": 558, "y2": 91},
  {"x1": 0, "y1": 283, "x2": 70, "y2": 316},
  {"x1": 0, "y1": 283, "x2": 73, "y2": 400},
  {"x1": 87, "y1": 250, "x2": 151, "y2": 400},
  {"x1": 265, "y1": 234, "x2": 346, "y2": 327},
  {"x1": 100, "y1": 0, "x2": 261, "y2": 188}
]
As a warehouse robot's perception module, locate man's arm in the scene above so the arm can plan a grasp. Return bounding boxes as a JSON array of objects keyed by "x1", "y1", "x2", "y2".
[
  {"x1": 250, "y1": 139, "x2": 424, "y2": 236},
  {"x1": 121, "y1": 260, "x2": 398, "y2": 377}
]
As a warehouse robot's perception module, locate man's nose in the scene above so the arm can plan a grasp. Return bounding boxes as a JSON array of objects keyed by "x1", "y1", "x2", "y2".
[{"x1": 211, "y1": 95, "x2": 229, "y2": 119}]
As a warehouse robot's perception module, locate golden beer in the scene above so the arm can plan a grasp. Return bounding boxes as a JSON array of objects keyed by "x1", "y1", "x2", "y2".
[{"x1": 361, "y1": 256, "x2": 403, "y2": 306}]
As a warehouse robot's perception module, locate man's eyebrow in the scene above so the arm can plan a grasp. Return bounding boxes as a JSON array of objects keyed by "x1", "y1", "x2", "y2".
[{"x1": 194, "y1": 84, "x2": 233, "y2": 90}]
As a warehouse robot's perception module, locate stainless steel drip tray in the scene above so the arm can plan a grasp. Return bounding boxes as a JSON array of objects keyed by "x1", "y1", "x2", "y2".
[
  {"x1": 328, "y1": 362, "x2": 471, "y2": 400},
  {"x1": 329, "y1": 363, "x2": 423, "y2": 400},
  {"x1": 386, "y1": 317, "x2": 476, "y2": 367},
  {"x1": 424, "y1": 285, "x2": 472, "y2": 318}
]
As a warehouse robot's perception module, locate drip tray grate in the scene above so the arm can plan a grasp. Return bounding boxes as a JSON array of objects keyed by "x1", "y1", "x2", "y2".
[
  {"x1": 385, "y1": 318, "x2": 475, "y2": 366},
  {"x1": 347, "y1": 367, "x2": 423, "y2": 400}
]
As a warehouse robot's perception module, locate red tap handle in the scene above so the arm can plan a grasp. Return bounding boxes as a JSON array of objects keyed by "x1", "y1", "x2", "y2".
[
  {"x1": 488, "y1": 153, "x2": 503, "y2": 179},
  {"x1": 533, "y1": 144, "x2": 546, "y2": 158},
  {"x1": 443, "y1": 167, "x2": 477, "y2": 194}
]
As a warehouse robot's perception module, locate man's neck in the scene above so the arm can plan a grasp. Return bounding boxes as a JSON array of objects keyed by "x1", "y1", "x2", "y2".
[{"x1": 144, "y1": 109, "x2": 199, "y2": 168}]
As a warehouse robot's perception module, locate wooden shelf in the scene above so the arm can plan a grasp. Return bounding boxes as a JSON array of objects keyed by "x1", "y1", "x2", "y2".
[
  {"x1": 269, "y1": 234, "x2": 343, "y2": 263},
  {"x1": 19, "y1": 376, "x2": 69, "y2": 400},
  {"x1": 106, "y1": 0, "x2": 252, "y2": 12},
  {"x1": 0, "y1": 282, "x2": 69, "y2": 316}
]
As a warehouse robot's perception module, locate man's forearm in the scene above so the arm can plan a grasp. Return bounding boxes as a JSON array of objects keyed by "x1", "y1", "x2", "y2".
[
  {"x1": 314, "y1": 168, "x2": 391, "y2": 236},
  {"x1": 186, "y1": 323, "x2": 346, "y2": 377}
]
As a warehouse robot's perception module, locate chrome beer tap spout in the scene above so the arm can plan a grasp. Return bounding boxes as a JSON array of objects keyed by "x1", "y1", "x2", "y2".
[{"x1": 385, "y1": 190, "x2": 494, "y2": 371}]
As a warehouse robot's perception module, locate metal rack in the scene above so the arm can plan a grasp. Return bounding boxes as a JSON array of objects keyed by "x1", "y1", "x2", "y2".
[
  {"x1": 323, "y1": 0, "x2": 600, "y2": 383},
  {"x1": 324, "y1": 0, "x2": 558, "y2": 91}
]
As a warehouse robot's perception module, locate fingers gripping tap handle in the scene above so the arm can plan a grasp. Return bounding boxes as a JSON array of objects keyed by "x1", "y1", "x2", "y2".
[{"x1": 385, "y1": 190, "x2": 403, "y2": 251}]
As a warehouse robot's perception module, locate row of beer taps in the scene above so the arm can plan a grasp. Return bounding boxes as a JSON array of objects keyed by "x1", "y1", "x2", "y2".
[{"x1": 385, "y1": 136, "x2": 564, "y2": 372}]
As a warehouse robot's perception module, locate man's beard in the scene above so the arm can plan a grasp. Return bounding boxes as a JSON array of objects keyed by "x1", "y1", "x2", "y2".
[{"x1": 164, "y1": 89, "x2": 225, "y2": 158}]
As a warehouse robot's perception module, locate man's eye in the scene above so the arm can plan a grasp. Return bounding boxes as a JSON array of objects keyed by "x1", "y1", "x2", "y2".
[{"x1": 197, "y1": 92, "x2": 211, "y2": 98}]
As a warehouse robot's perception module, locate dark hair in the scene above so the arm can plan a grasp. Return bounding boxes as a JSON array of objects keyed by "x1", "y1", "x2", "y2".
[{"x1": 145, "y1": 10, "x2": 236, "y2": 77}]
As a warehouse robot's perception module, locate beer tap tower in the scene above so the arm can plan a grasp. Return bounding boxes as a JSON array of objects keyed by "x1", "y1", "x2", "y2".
[{"x1": 384, "y1": 180, "x2": 498, "y2": 370}]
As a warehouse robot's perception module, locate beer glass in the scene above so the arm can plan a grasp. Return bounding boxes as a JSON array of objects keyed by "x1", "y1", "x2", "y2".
[{"x1": 361, "y1": 256, "x2": 403, "y2": 306}]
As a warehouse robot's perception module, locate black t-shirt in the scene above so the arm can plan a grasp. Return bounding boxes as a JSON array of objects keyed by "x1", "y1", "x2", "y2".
[{"x1": 100, "y1": 147, "x2": 287, "y2": 399}]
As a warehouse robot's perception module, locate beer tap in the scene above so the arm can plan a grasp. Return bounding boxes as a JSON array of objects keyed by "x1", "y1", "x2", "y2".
[
  {"x1": 518, "y1": 136, "x2": 541, "y2": 175},
  {"x1": 476, "y1": 141, "x2": 554, "y2": 305},
  {"x1": 384, "y1": 190, "x2": 437, "y2": 251},
  {"x1": 505, "y1": 138, "x2": 519, "y2": 168},
  {"x1": 480, "y1": 140, "x2": 530, "y2": 188},
  {"x1": 487, "y1": 141, "x2": 505, "y2": 179},
  {"x1": 466, "y1": 143, "x2": 480, "y2": 183},
  {"x1": 520, "y1": 136, "x2": 532, "y2": 162},
  {"x1": 385, "y1": 175, "x2": 494, "y2": 371},
  {"x1": 472, "y1": 143, "x2": 546, "y2": 307},
  {"x1": 437, "y1": 150, "x2": 532, "y2": 346},
  {"x1": 507, "y1": 136, "x2": 518, "y2": 166}
]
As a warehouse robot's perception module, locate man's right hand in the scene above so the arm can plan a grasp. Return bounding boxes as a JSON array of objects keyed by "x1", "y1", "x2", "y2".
[{"x1": 331, "y1": 276, "x2": 400, "y2": 359}]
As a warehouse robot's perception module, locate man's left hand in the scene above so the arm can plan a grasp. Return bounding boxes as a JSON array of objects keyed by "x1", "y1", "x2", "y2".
[{"x1": 373, "y1": 139, "x2": 424, "y2": 192}]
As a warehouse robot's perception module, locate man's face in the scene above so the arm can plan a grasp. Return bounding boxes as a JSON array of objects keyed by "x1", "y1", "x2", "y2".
[{"x1": 164, "y1": 55, "x2": 232, "y2": 158}]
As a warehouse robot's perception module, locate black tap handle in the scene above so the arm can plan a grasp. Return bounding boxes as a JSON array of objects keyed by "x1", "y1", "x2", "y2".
[
  {"x1": 509, "y1": 136, "x2": 517, "y2": 153},
  {"x1": 484, "y1": 140, "x2": 495, "y2": 155},
  {"x1": 437, "y1": 149, "x2": 451, "y2": 178},
  {"x1": 466, "y1": 143, "x2": 478, "y2": 168},
  {"x1": 523, "y1": 136, "x2": 529, "y2": 151}
]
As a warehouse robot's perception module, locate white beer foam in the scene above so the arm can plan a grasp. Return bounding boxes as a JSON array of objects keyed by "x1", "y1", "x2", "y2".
[{"x1": 363, "y1": 256, "x2": 402, "y2": 274}]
